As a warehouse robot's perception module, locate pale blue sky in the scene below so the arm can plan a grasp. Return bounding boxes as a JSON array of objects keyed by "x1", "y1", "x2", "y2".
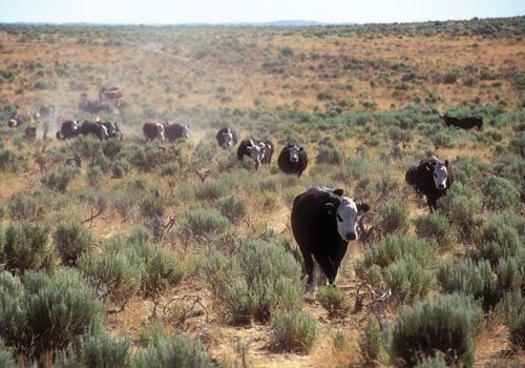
[{"x1": 0, "y1": 0, "x2": 523, "y2": 24}]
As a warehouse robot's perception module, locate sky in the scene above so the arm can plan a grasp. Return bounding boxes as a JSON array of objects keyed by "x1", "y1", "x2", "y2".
[{"x1": 0, "y1": 0, "x2": 524, "y2": 24}]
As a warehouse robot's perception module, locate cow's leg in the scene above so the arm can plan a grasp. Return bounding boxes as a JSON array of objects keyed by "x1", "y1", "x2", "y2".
[
  {"x1": 299, "y1": 247, "x2": 314, "y2": 286},
  {"x1": 314, "y1": 255, "x2": 337, "y2": 286},
  {"x1": 329, "y1": 242, "x2": 348, "y2": 285},
  {"x1": 427, "y1": 197, "x2": 437, "y2": 212}
]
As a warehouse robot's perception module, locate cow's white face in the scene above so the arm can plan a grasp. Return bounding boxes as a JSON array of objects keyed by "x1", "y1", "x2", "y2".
[
  {"x1": 156, "y1": 123, "x2": 165, "y2": 140},
  {"x1": 182, "y1": 125, "x2": 190, "y2": 139},
  {"x1": 288, "y1": 144, "x2": 301, "y2": 163},
  {"x1": 335, "y1": 197, "x2": 360, "y2": 241},
  {"x1": 101, "y1": 125, "x2": 109, "y2": 138},
  {"x1": 431, "y1": 160, "x2": 448, "y2": 190},
  {"x1": 221, "y1": 130, "x2": 234, "y2": 148}
]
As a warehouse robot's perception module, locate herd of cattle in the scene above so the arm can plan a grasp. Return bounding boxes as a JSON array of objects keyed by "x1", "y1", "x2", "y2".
[{"x1": 6, "y1": 106, "x2": 481, "y2": 287}]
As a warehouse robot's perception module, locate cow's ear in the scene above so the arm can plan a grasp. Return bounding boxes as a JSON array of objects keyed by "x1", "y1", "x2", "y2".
[
  {"x1": 357, "y1": 203, "x2": 370, "y2": 213},
  {"x1": 333, "y1": 188, "x2": 344, "y2": 197},
  {"x1": 324, "y1": 202, "x2": 336, "y2": 216},
  {"x1": 299, "y1": 147, "x2": 304, "y2": 151}
]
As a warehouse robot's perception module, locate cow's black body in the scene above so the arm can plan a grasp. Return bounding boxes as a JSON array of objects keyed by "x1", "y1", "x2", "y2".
[
  {"x1": 56, "y1": 121, "x2": 80, "y2": 139},
  {"x1": 291, "y1": 187, "x2": 348, "y2": 286},
  {"x1": 164, "y1": 123, "x2": 189, "y2": 141},
  {"x1": 278, "y1": 144, "x2": 308, "y2": 177},
  {"x1": 441, "y1": 114, "x2": 483, "y2": 131},
  {"x1": 405, "y1": 157, "x2": 455, "y2": 211},
  {"x1": 79, "y1": 121, "x2": 108, "y2": 140}
]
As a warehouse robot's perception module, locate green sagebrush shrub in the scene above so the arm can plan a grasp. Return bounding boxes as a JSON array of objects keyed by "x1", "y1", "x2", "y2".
[
  {"x1": 361, "y1": 234, "x2": 437, "y2": 270},
  {"x1": 471, "y1": 211, "x2": 525, "y2": 266},
  {"x1": 379, "y1": 198, "x2": 410, "y2": 235},
  {"x1": 496, "y1": 250, "x2": 525, "y2": 294},
  {"x1": 54, "y1": 221, "x2": 94, "y2": 266},
  {"x1": 132, "y1": 333, "x2": 213, "y2": 368},
  {"x1": 483, "y1": 175, "x2": 521, "y2": 211},
  {"x1": 508, "y1": 304, "x2": 525, "y2": 350},
  {"x1": 391, "y1": 293, "x2": 484, "y2": 367},
  {"x1": 204, "y1": 238, "x2": 303, "y2": 323},
  {"x1": 271, "y1": 311, "x2": 318, "y2": 353},
  {"x1": 57, "y1": 333, "x2": 130, "y2": 368},
  {"x1": 179, "y1": 206, "x2": 231, "y2": 240},
  {"x1": 0, "y1": 148, "x2": 23, "y2": 172},
  {"x1": 437, "y1": 258, "x2": 503, "y2": 311},
  {"x1": 0, "y1": 269, "x2": 103, "y2": 359},
  {"x1": 414, "y1": 212, "x2": 458, "y2": 250},
  {"x1": 112, "y1": 158, "x2": 130, "y2": 178},
  {"x1": 0, "y1": 339, "x2": 16, "y2": 368},
  {"x1": 384, "y1": 256, "x2": 434, "y2": 303},
  {"x1": 317, "y1": 286, "x2": 350, "y2": 318},
  {"x1": 8, "y1": 192, "x2": 47, "y2": 222},
  {"x1": 358, "y1": 314, "x2": 387, "y2": 367},
  {"x1": 217, "y1": 195, "x2": 247, "y2": 224},
  {"x1": 87, "y1": 165, "x2": 104, "y2": 187},
  {"x1": 80, "y1": 228, "x2": 183, "y2": 308},
  {"x1": 41, "y1": 166, "x2": 79, "y2": 193},
  {"x1": 194, "y1": 180, "x2": 229, "y2": 201},
  {"x1": 438, "y1": 183, "x2": 483, "y2": 242},
  {"x1": 2, "y1": 222, "x2": 53, "y2": 275},
  {"x1": 496, "y1": 293, "x2": 525, "y2": 350},
  {"x1": 316, "y1": 144, "x2": 343, "y2": 165}
]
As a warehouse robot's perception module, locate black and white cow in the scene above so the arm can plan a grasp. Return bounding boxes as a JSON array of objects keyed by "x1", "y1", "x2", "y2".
[
  {"x1": 291, "y1": 187, "x2": 369, "y2": 287},
  {"x1": 102, "y1": 121, "x2": 123, "y2": 140},
  {"x1": 405, "y1": 155, "x2": 455, "y2": 211},
  {"x1": 78, "y1": 121, "x2": 108, "y2": 140},
  {"x1": 278, "y1": 143, "x2": 308, "y2": 177},
  {"x1": 164, "y1": 123, "x2": 190, "y2": 141},
  {"x1": 216, "y1": 127, "x2": 238, "y2": 149},
  {"x1": 56, "y1": 120, "x2": 80, "y2": 139},
  {"x1": 439, "y1": 113, "x2": 483, "y2": 131},
  {"x1": 237, "y1": 139, "x2": 274, "y2": 170}
]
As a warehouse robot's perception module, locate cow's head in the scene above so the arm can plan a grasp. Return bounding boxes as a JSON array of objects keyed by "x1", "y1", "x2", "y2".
[
  {"x1": 8, "y1": 119, "x2": 18, "y2": 128},
  {"x1": 221, "y1": 129, "x2": 234, "y2": 148},
  {"x1": 287, "y1": 143, "x2": 302, "y2": 163},
  {"x1": 324, "y1": 188, "x2": 370, "y2": 241},
  {"x1": 181, "y1": 125, "x2": 190, "y2": 139},
  {"x1": 427, "y1": 158, "x2": 449, "y2": 191},
  {"x1": 156, "y1": 123, "x2": 165, "y2": 140}
]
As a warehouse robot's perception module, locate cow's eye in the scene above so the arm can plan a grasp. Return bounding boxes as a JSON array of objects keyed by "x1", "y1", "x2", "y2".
[{"x1": 336, "y1": 214, "x2": 343, "y2": 222}]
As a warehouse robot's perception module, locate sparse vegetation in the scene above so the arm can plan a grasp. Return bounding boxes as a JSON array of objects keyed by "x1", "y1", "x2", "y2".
[
  {"x1": 0, "y1": 17, "x2": 523, "y2": 367},
  {"x1": 271, "y1": 311, "x2": 318, "y2": 353}
]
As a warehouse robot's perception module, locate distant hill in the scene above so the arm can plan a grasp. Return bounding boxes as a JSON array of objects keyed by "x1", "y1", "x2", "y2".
[
  {"x1": 259, "y1": 20, "x2": 325, "y2": 27},
  {"x1": 0, "y1": 20, "x2": 341, "y2": 27}
]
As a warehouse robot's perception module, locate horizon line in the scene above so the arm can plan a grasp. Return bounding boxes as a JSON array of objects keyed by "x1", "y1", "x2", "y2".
[{"x1": 1, "y1": 15, "x2": 524, "y2": 27}]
